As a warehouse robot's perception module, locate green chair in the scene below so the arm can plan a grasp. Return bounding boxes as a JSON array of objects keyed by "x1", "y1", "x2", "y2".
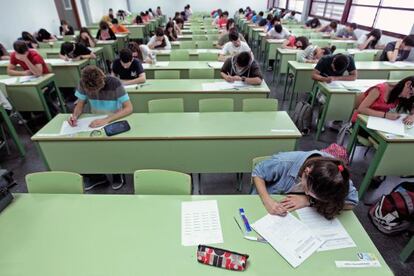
[
  {"x1": 353, "y1": 52, "x2": 376, "y2": 61},
  {"x1": 179, "y1": 41, "x2": 197, "y2": 49},
  {"x1": 134, "y1": 169, "x2": 191, "y2": 195},
  {"x1": 26, "y1": 171, "x2": 83, "y2": 194},
  {"x1": 148, "y1": 98, "x2": 184, "y2": 113},
  {"x1": 198, "y1": 52, "x2": 218, "y2": 61},
  {"x1": 242, "y1": 98, "x2": 278, "y2": 111},
  {"x1": 154, "y1": 70, "x2": 180, "y2": 79},
  {"x1": 170, "y1": 50, "x2": 190, "y2": 61},
  {"x1": 189, "y1": 68, "x2": 214, "y2": 79},
  {"x1": 197, "y1": 41, "x2": 215, "y2": 49},
  {"x1": 192, "y1": 35, "x2": 207, "y2": 41},
  {"x1": 388, "y1": 71, "x2": 414, "y2": 80},
  {"x1": 199, "y1": 98, "x2": 234, "y2": 112}
]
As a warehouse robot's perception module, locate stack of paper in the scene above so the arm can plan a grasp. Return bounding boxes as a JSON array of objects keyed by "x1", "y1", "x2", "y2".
[
  {"x1": 155, "y1": 61, "x2": 169, "y2": 67},
  {"x1": 207, "y1": 62, "x2": 224, "y2": 68},
  {"x1": 297, "y1": 207, "x2": 356, "y2": 252},
  {"x1": 339, "y1": 79, "x2": 385, "y2": 91},
  {"x1": 367, "y1": 115, "x2": 410, "y2": 136},
  {"x1": 60, "y1": 115, "x2": 108, "y2": 136},
  {"x1": 0, "y1": 77, "x2": 18, "y2": 85},
  {"x1": 181, "y1": 200, "x2": 223, "y2": 246},
  {"x1": 45, "y1": 59, "x2": 70, "y2": 65},
  {"x1": 383, "y1": 61, "x2": 414, "y2": 68},
  {"x1": 201, "y1": 81, "x2": 250, "y2": 91},
  {"x1": 252, "y1": 214, "x2": 323, "y2": 268}
]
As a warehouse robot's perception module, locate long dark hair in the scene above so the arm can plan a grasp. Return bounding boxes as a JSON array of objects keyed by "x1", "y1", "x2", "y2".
[
  {"x1": 365, "y1": 29, "x2": 382, "y2": 49},
  {"x1": 77, "y1": 27, "x2": 93, "y2": 45},
  {"x1": 21, "y1": 31, "x2": 37, "y2": 44},
  {"x1": 165, "y1": 21, "x2": 177, "y2": 41},
  {"x1": 387, "y1": 76, "x2": 414, "y2": 112},
  {"x1": 226, "y1": 18, "x2": 235, "y2": 31},
  {"x1": 299, "y1": 156, "x2": 350, "y2": 220},
  {"x1": 295, "y1": 36, "x2": 309, "y2": 50},
  {"x1": 127, "y1": 42, "x2": 144, "y2": 62}
]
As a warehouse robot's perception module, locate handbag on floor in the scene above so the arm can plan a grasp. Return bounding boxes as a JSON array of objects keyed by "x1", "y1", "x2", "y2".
[
  {"x1": 0, "y1": 172, "x2": 14, "y2": 213},
  {"x1": 292, "y1": 101, "x2": 312, "y2": 135}
]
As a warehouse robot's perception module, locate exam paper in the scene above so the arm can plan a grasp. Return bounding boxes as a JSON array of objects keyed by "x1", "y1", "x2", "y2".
[
  {"x1": 19, "y1": 76, "x2": 38, "y2": 83},
  {"x1": 367, "y1": 115, "x2": 410, "y2": 137},
  {"x1": 60, "y1": 115, "x2": 108, "y2": 135},
  {"x1": 201, "y1": 81, "x2": 250, "y2": 91},
  {"x1": 297, "y1": 207, "x2": 356, "y2": 252},
  {"x1": 181, "y1": 200, "x2": 223, "y2": 246},
  {"x1": 45, "y1": 59, "x2": 70, "y2": 65},
  {"x1": 0, "y1": 77, "x2": 18, "y2": 85},
  {"x1": 252, "y1": 213, "x2": 323, "y2": 268},
  {"x1": 155, "y1": 61, "x2": 169, "y2": 67},
  {"x1": 207, "y1": 62, "x2": 224, "y2": 68},
  {"x1": 384, "y1": 61, "x2": 414, "y2": 68},
  {"x1": 0, "y1": 60, "x2": 9, "y2": 65}
]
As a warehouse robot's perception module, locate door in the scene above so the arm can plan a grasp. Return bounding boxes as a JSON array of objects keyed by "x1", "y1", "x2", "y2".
[{"x1": 54, "y1": 0, "x2": 81, "y2": 30}]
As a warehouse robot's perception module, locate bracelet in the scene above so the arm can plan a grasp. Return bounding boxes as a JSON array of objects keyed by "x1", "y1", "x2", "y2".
[{"x1": 383, "y1": 111, "x2": 387, "y2": 118}]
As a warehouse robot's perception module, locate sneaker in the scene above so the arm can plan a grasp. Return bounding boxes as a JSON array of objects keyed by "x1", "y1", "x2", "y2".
[
  {"x1": 84, "y1": 175, "x2": 109, "y2": 191},
  {"x1": 111, "y1": 174, "x2": 125, "y2": 190}
]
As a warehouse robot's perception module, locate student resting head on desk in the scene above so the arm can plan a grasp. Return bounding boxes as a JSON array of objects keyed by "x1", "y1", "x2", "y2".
[
  {"x1": 112, "y1": 48, "x2": 146, "y2": 85},
  {"x1": 380, "y1": 35, "x2": 414, "y2": 62},
  {"x1": 147, "y1": 27, "x2": 171, "y2": 50},
  {"x1": 127, "y1": 42, "x2": 154, "y2": 64},
  {"x1": 267, "y1": 23, "x2": 291, "y2": 39},
  {"x1": 59, "y1": 20, "x2": 74, "y2": 36},
  {"x1": 220, "y1": 51, "x2": 263, "y2": 85},
  {"x1": 357, "y1": 28, "x2": 383, "y2": 50},
  {"x1": 133, "y1": 15, "x2": 143, "y2": 24},
  {"x1": 305, "y1": 18, "x2": 321, "y2": 29},
  {"x1": 316, "y1": 21, "x2": 338, "y2": 35},
  {"x1": 264, "y1": 14, "x2": 274, "y2": 32},
  {"x1": 335, "y1": 22, "x2": 357, "y2": 40},
  {"x1": 281, "y1": 35, "x2": 309, "y2": 50},
  {"x1": 59, "y1": 42, "x2": 96, "y2": 61},
  {"x1": 76, "y1": 27, "x2": 96, "y2": 48},
  {"x1": 36, "y1": 28, "x2": 57, "y2": 43},
  {"x1": 219, "y1": 30, "x2": 252, "y2": 61},
  {"x1": 0, "y1": 43, "x2": 10, "y2": 60},
  {"x1": 164, "y1": 21, "x2": 178, "y2": 42},
  {"x1": 351, "y1": 76, "x2": 414, "y2": 130},
  {"x1": 96, "y1": 21, "x2": 116, "y2": 41},
  {"x1": 297, "y1": 45, "x2": 336, "y2": 63},
  {"x1": 174, "y1": 18, "x2": 184, "y2": 35},
  {"x1": 19, "y1": 31, "x2": 39, "y2": 49},
  {"x1": 252, "y1": 150, "x2": 358, "y2": 220},
  {"x1": 7, "y1": 41, "x2": 49, "y2": 77},
  {"x1": 312, "y1": 53, "x2": 357, "y2": 83}
]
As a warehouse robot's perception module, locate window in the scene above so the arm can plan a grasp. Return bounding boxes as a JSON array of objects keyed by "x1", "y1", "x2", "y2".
[
  {"x1": 277, "y1": 0, "x2": 288, "y2": 9},
  {"x1": 347, "y1": 0, "x2": 414, "y2": 35},
  {"x1": 309, "y1": 1, "x2": 346, "y2": 20},
  {"x1": 288, "y1": 0, "x2": 304, "y2": 13}
]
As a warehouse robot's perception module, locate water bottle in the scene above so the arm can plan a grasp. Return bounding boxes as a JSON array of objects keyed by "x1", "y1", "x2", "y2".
[{"x1": 151, "y1": 52, "x2": 157, "y2": 64}]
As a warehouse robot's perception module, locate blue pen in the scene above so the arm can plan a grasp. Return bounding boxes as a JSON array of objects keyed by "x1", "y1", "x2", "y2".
[{"x1": 239, "y1": 208, "x2": 252, "y2": 232}]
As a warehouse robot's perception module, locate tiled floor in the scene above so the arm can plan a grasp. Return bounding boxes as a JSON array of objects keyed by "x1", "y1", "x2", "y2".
[{"x1": 0, "y1": 69, "x2": 413, "y2": 276}]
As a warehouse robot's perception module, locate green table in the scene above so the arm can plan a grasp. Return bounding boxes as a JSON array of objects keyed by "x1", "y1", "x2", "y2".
[
  {"x1": 45, "y1": 59, "x2": 90, "y2": 88},
  {"x1": 313, "y1": 80, "x2": 391, "y2": 140},
  {"x1": 125, "y1": 25, "x2": 147, "y2": 40},
  {"x1": 0, "y1": 74, "x2": 66, "y2": 120},
  {"x1": 96, "y1": 40, "x2": 117, "y2": 62},
  {"x1": 152, "y1": 49, "x2": 221, "y2": 61},
  {"x1": 171, "y1": 41, "x2": 218, "y2": 50},
  {"x1": 347, "y1": 115, "x2": 414, "y2": 198},
  {"x1": 0, "y1": 193, "x2": 392, "y2": 276},
  {"x1": 125, "y1": 79, "x2": 270, "y2": 112},
  {"x1": 284, "y1": 61, "x2": 414, "y2": 110},
  {"x1": 32, "y1": 112, "x2": 301, "y2": 173},
  {"x1": 142, "y1": 61, "x2": 223, "y2": 79},
  {"x1": 178, "y1": 34, "x2": 219, "y2": 41},
  {"x1": 0, "y1": 60, "x2": 10, "y2": 74},
  {"x1": 115, "y1": 33, "x2": 129, "y2": 51}
]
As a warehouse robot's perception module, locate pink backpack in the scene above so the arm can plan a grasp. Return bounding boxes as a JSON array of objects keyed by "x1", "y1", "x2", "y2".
[{"x1": 321, "y1": 143, "x2": 349, "y2": 164}]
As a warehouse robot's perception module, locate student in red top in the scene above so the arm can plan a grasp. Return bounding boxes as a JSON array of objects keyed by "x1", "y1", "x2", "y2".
[
  {"x1": 8, "y1": 40, "x2": 49, "y2": 76},
  {"x1": 217, "y1": 11, "x2": 229, "y2": 28},
  {"x1": 351, "y1": 76, "x2": 414, "y2": 136},
  {"x1": 281, "y1": 36, "x2": 309, "y2": 50}
]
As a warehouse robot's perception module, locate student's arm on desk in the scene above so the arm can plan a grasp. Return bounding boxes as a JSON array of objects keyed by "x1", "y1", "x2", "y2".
[
  {"x1": 403, "y1": 107, "x2": 414, "y2": 125},
  {"x1": 68, "y1": 99, "x2": 85, "y2": 126},
  {"x1": 122, "y1": 73, "x2": 146, "y2": 85},
  {"x1": 386, "y1": 40, "x2": 402, "y2": 62},
  {"x1": 7, "y1": 63, "x2": 30, "y2": 76},
  {"x1": 89, "y1": 100, "x2": 133, "y2": 128},
  {"x1": 245, "y1": 77, "x2": 262, "y2": 85},
  {"x1": 332, "y1": 70, "x2": 357, "y2": 81},
  {"x1": 253, "y1": 176, "x2": 288, "y2": 216},
  {"x1": 312, "y1": 69, "x2": 332, "y2": 83},
  {"x1": 357, "y1": 88, "x2": 400, "y2": 120}
]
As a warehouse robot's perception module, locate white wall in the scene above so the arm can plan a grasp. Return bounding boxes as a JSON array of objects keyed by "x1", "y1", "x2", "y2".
[
  {"x1": 76, "y1": 0, "x2": 87, "y2": 26},
  {"x1": 88, "y1": 0, "x2": 128, "y2": 23},
  {"x1": 0, "y1": 0, "x2": 60, "y2": 49},
  {"x1": 129, "y1": 0, "x2": 267, "y2": 20}
]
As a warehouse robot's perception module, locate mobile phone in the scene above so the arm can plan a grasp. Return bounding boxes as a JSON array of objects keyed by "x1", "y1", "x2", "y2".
[{"x1": 103, "y1": 120, "x2": 131, "y2": 136}]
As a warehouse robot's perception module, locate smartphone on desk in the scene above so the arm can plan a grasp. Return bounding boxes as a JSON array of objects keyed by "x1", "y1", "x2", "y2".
[{"x1": 104, "y1": 120, "x2": 131, "y2": 136}]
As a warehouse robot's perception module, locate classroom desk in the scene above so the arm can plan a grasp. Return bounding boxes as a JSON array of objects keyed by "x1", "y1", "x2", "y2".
[
  {"x1": 45, "y1": 58, "x2": 90, "y2": 88},
  {"x1": 115, "y1": 33, "x2": 129, "y2": 51},
  {"x1": 125, "y1": 79, "x2": 270, "y2": 112},
  {"x1": 125, "y1": 25, "x2": 147, "y2": 40},
  {"x1": 178, "y1": 34, "x2": 219, "y2": 41},
  {"x1": 0, "y1": 60, "x2": 10, "y2": 74},
  {"x1": 96, "y1": 40, "x2": 117, "y2": 62},
  {"x1": 313, "y1": 79, "x2": 390, "y2": 140},
  {"x1": 152, "y1": 49, "x2": 221, "y2": 61},
  {"x1": 181, "y1": 29, "x2": 220, "y2": 35},
  {"x1": 32, "y1": 112, "x2": 301, "y2": 173},
  {"x1": 284, "y1": 61, "x2": 414, "y2": 110},
  {"x1": 0, "y1": 74, "x2": 66, "y2": 120},
  {"x1": 0, "y1": 193, "x2": 392, "y2": 276},
  {"x1": 142, "y1": 61, "x2": 223, "y2": 79},
  {"x1": 171, "y1": 41, "x2": 218, "y2": 49},
  {"x1": 347, "y1": 115, "x2": 414, "y2": 199}
]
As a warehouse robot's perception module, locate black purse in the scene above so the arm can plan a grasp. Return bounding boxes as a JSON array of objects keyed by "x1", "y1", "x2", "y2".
[{"x1": 0, "y1": 173, "x2": 14, "y2": 213}]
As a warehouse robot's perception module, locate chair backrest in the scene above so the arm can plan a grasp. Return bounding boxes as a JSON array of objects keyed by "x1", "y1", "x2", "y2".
[
  {"x1": 134, "y1": 169, "x2": 191, "y2": 195},
  {"x1": 353, "y1": 51, "x2": 376, "y2": 61},
  {"x1": 148, "y1": 98, "x2": 184, "y2": 113},
  {"x1": 192, "y1": 35, "x2": 207, "y2": 41},
  {"x1": 250, "y1": 156, "x2": 271, "y2": 187},
  {"x1": 189, "y1": 68, "x2": 214, "y2": 79},
  {"x1": 242, "y1": 98, "x2": 278, "y2": 111},
  {"x1": 179, "y1": 41, "x2": 197, "y2": 49},
  {"x1": 197, "y1": 41, "x2": 215, "y2": 49},
  {"x1": 199, "y1": 98, "x2": 234, "y2": 112},
  {"x1": 389, "y1": 71, "x2": 414, "y2": 80},
  {"x1": 170, "y1": 50, "x2": 190, "y2": 61},
  {"x1": 154, "y1": 70, "x2": 180, "y2": 79},
  {"x1": 198, "y1": 52, "x2": 218, "y2": 61},
  {"x1": 26, "y1": 171, "x2": 83, "y2": 194}
]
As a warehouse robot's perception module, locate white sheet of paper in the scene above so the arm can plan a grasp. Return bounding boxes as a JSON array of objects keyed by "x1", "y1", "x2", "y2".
[
  {"x1": 0, "y1": 60, "x2": 9, "y2": 65},
  {"x1": 201, "y1": 81, "x2": 250, "y2": 91},
  {"x1": 296, "y1": 207, "x2": 356, "y2": 252},
  {"x1": 142, "y1": 63, "x2": 150, "y2": 69},
  {"x1": 123, "y1": 84, "x2": 136, "y2": 90},
  {"x1": 181, "y1": 200, "x2": 223, "y2": 246},
  {"x1": 383, "y1": 61, "x2": 414, "y2": 68},
  {"x1": 155, "y1": 61, "x2": 169, "y2": 67},
  {"x1": 196, "y1": 49, "x2": 220, "y2": 54},
  {"x1": 45, "y1": 59, "x2": 70, "y2": 65},
  {"x1": 19, "y1": 76, "x2": 38, "y2": 83},
  {"x1": 325, "y1": 81, "x2": 345, "y2": 89},
  {"x1": 60, "y1": 115, "x2": 108, "y2": 135},
  {"x1": 207, "y1": 62, "x2": 224, "y2": 68},
  {"x1": 154, "y1": 50, "x2": 171, "y2": 54},
  {"x1": 367, "y1": 115, "x2": 409, "y2": 136},
  {"x1": 338, "y1": 79, "x2": 385, "y2": 91},
  {"x1": 335, "y1": 261, "x2": 381, "y2": 268},
  {"x1": 0, "y1": 77, "x2": 18, "y2": 85},
  {"x1": 252, "y1": 213, "x2": 323, "y2": 268}
]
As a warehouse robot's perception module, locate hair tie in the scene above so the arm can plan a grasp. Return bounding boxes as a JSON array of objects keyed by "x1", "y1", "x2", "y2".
[{"x1": 338, "y1": 165, "x2": 344, "y2": 172}]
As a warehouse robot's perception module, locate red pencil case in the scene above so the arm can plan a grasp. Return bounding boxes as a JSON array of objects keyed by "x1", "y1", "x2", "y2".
[{"x1": 197, "y1": 245, "x2": 249, "y2": 271}]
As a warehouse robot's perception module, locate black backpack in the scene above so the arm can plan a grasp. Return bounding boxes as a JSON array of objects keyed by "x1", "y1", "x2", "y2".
[{"x1": 292, "y1": 101, "x2": 312, "y2": 135}]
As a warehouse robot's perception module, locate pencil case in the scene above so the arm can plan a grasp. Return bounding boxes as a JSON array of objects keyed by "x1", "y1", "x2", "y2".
[{"x1": 197, "y1": 245, "x2": 249, "y2": 271}]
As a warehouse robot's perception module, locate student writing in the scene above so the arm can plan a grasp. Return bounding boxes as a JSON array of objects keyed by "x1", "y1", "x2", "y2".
[
  {"x1": 111, "y1": 48, "x2": 146, "y2": 85},
  {"x1": 312, "y1": 53, "x2": 357, "y2": 83},
  {"x1": 59, "y1": 42, "x2": 96, "y2": 61},
  {"x1": 220, "y1": 51, "x2": 263, "y2": 85},
  {"x1": 219, "y1": 30, "x2": 252, "y2": 61}
]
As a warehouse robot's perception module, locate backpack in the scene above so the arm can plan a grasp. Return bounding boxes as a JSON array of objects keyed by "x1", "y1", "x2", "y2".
[
  {"x1": 369, "y1": 182, "x2": 414, "y2": 235},
  {"x1": 292, "y1": 101, "x2": 312, "y2": 135},
  {"x1": 320, "y1": 143, "x2": 349, "y2": 164}
]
